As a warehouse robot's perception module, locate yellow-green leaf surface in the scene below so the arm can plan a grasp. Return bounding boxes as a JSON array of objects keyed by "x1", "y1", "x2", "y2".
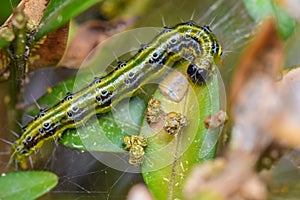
[
  {"x1": 0, "y1": 171, "x2": 58, "y2": 200},
  {"x1": 141, "y1": 62, "x2": 224, "y2": 199}
]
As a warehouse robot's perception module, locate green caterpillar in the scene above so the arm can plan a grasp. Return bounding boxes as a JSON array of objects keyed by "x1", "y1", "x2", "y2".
[{"x1": 11, "y1": 21, "x2": 222, "y2": 166}]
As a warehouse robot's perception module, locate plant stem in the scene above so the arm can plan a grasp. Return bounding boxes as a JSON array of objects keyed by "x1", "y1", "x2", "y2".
[{"x1": 6, "y1": 8, "x2": 28, "y2": 132}]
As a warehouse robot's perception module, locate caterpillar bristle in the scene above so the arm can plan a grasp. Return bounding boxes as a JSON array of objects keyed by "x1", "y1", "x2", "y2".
[
  {"x1": 198, "y1": 0, "x2": 225, "y2": 23},
  {"x1": 161, "y1": 15, "x2": 166, "y2": 27},
  {"x1": 28, "y1": 156, "x2": 33, "y2": 169},
  {"x1": 14, "y1": 120, "x2": 23, "y2": 129},
  {"x1": 209, "y1": 16, "x2": 217, "y2": 27},
  {"x1": 190, "y1": 9, "x2": 196, "y2": 21},
  {"x1": 62, "y1": 82, "x2": 70, "y2": 93},
  {"x1": 137, "y1": 86, "x2": 147, "y2": 96},
  {"x1": 30, "y1": 94, "x2": 42, "y2": 110},
  {"x1": 24, "y1": 113, "x2": 34, "y2": 119},
  {"x1": 10, "y1": 130, "x2": 20, "y2": 138},
  {"x1": 0, "y1": 138, "x2": 14, "y2": 146},
  {"x1": 0, "y1": 151, "x2": 10, "y2": 155},
  {"x1": 211, "y1": 1, "x2": 240, "y2": 30},
  {"x1": 6, "y1": 151, "x2": 16, "y2": 170},
  {"x1": 132, "y1": 34, "x2": 141, "y2": 45},
  {"x1": 88, "y1": 67, "x2": 96, "y2": 77},
  {"x1": 112, "y1": 50, "x2": 119, "y2": 62},
  {"x1": 52, "y1": 137, "x2": 59, "y2": 147}
]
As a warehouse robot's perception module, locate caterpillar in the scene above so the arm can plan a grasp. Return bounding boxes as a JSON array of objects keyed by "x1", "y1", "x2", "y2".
[{"x1": 11, "y1": 21, "x2": 222, "y2": 166}]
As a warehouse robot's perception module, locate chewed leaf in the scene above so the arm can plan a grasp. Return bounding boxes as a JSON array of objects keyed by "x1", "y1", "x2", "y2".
[
  {"x1": 141, "y1": 62, "x2": 224, "y2": 199},
  {"x1": 242, "y1": 0, "x2": 296, "y2": 39},
  {"x1": 0, "y1": 171, "x2": 58, "y2": 200}
]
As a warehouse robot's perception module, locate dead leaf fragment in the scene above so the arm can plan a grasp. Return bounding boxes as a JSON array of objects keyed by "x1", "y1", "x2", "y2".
[
  {"x1": 270, "y1": 66, "x2": 300, "y2": 147},
  {"x1": 230, "y1": 19, "x2": 283, "y2": 103},
  {"x1": 127, "y1": 184, "x2": 153, "y2": 200},
  {"x1": 159, "y1": 71, "x2": 189, "y2": 102},
  {"x1": 2, "y1": 0, "x2": 49, "y2": 28},
  {"x1": 29, "y1": 24, "x2": 69, "y2": 70},
  {"x1": 60, "y1": 18, "x2": 138, "y2": 68}
]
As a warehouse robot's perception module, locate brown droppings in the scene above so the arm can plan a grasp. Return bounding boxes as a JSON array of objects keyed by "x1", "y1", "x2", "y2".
[
  {"x1": 204, "y1": 110, "x2": 227, "y2": 130},
  {"x1": 164, "y1": 112, "x2": 187, "y2": 135}
]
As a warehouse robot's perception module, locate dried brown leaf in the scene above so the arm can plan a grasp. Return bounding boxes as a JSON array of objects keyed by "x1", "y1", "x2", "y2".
[
  {"x1": 230, "y1": 19, "x2": 284, "y2": 103},
  {"x1": 270, "y1": 67, "x2": 300, "y2": 147},
  {"x1": 184, "y1": 154, "x2": 266, "y2": 200},
  {"x1": 2, "y1": 0, "x2": 49, "y2": 27},
  {"x1": 22, "y1": 0, "x2": 49, "y2": 26},
  {"x1": 239, "y1": 174, "x2": 267, "y2": 200},
  {"x1": 29, "y1": 24, "x2": 69, "y2": 70},
  {"x1": 230, "y1": 18, "x2": 284, "y2": 154},
  {"x1": 159, "y1": 71, "x2": 189, "y2": 102},
  {"x1": 232, "y1": 75, "x2": 278, "y2": 154},
  {"x1": 183, "y1": 158, "x2": 226, "y2": 198}
]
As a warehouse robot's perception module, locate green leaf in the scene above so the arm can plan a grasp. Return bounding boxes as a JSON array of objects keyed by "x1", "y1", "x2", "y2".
[
  {"x1": 34, "y1": 0, "x2": 102, "y2": 42},
  {"x1": 141, "y1": 62, "x2": 223, "y2": 199},
  {"x1": 0, "y1": 171, "x2": 58, "y2": 200},
  {"x1": 242, "y1": 0, "x2": 296, "y2": 39},
  {"x1": 0, "y1": 0, "x2": 19, "y2": 25},
  {"x1": 0, "y1": 38, "x2": 9, "y2": 49}
]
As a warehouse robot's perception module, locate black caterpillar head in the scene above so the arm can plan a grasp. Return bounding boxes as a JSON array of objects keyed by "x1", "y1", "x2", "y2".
[{"x1": 187, "y1": 63, "x2": 209, "y2": 84}]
